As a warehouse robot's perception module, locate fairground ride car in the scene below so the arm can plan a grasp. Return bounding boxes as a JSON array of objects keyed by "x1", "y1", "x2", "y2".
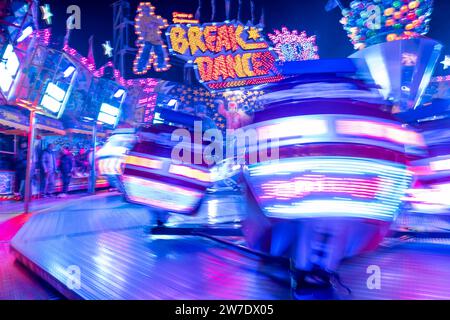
[
  {"x1": 121, "y1": 108, "x2": 216, "y2": 223},
  {"x1": 404, "y1": 112, "x2": 450, "y2": 215},
  {"x1": 96, "y1": 127, "x2": 137, "y2": 192},
  {"x1": 239, "y1": 60, "x2": 427, "y2": 298}
]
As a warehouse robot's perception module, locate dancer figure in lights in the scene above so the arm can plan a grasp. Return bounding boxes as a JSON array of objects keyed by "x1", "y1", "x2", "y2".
[{"x1": 133, "y1": 2, "x2": 170, "y2": 74}]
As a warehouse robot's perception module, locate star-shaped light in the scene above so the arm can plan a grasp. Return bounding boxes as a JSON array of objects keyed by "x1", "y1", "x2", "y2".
[
  {"x1": 441, "y1": 55, "x2": 450, "y2": 70},
  {"x1": 102, "y1": 41, "x2": 113, "y2": 58},
  {"x1": 247, "y1": 27, "x2": 261, "y2": 41},
  {"x1": 40, "y1": 4, "x2": 53, "y2": 25}
]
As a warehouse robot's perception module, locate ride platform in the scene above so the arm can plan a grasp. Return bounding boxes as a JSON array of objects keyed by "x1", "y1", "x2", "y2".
[{"x1": 9, "y1": 192, "x2": 450, "y2": 300}]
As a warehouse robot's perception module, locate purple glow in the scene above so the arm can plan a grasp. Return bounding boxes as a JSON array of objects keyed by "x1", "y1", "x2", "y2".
[
  {"x1": 247, "y1": 157, "x2": 412, "y2": 221},
  {"x1": 123, "y1": 176, "x2": 203, "y2": 213},
  {"x1": 268, "y1": 27, "x2": 319, "y2": 62}
]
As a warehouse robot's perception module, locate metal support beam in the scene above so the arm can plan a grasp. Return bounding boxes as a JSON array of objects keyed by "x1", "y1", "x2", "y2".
[
  {"x1": 112, "y1": 0, "x2": 135, "y2": 77},
  {"x1": 24, "y1": 109, "x2": 36, "y2": 213},
  {"x1": 88, "y1": 123, "x2": 98, "y2": 194}
]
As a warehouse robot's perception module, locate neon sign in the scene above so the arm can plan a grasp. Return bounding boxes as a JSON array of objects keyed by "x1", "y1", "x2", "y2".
[
  {"x1": 122, "y1": 175, "x2": 203, "y2": 213},
  {"x1": 268, "y1": 27, "x2": 319, "y2": 62},
  {"x1": 167, "y1": 22, "x2": 282, "y2": 90},
  {"x1": 246, "y1": 157, "x2": 412, "y2": 221},
  {"x1": 260, "y1": 175, "x2": 384, "y2": 200},
  {"x1": 133, "y1": 2, "x2": 171, "y2": 74},
  {"x1": 172, "y1": 12, "x2": 199, "y2": 24}
]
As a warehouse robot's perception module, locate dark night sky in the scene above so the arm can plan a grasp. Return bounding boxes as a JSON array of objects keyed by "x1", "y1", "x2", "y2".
[{"x1": 43, "y1": 0, "x2": 450, "y2": 78}]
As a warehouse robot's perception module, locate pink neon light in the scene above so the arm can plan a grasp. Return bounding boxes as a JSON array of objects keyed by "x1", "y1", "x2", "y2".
[
  {"x1": 268, "y1": 27, "x2": 319, "y2": 62},
  {"x1": 62, "y1": 44, "x2": 159, "y2": 89},
  {"x1": 33, "y1": 29, "x2": 51, "y2": 46},
  {"x1": 0, "y1": 214, "x2": 32, "y2": 242},
  {"x1": 259, "y1": 175, "x2": 385, "y2": 200},
  {"x1": 336, "y1": 120, "x2": 424, "y2": 147},
  {"x1": 138, "y1": 95, "x2": 157, "y2": 105},
  {"x1": 206, "y1": 75, "x2": 284, "y2": 90},
  {"x1": 123, "y1": 176, "x2": 202, "y2": 211},
  {"x1": 124, "y1": 176, "x2": 201, "y2": 197},
  {"x1": 408, "y1": 165, "x2": 433, "y2": 176},
  {"x1": 257, "y1": 118, "x2": 328, "y2": 140},
  {"x1": 29, "y1": 27, "x2": 159, "y2": 94},
  {"x1": 433, "y1": 75, "x2": 450, "y2": 83}
]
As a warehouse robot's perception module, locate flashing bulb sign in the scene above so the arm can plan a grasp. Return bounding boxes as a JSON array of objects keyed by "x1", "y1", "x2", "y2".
[{"x1": 167, "y1": 22, "x2": 282, "y2": 90}]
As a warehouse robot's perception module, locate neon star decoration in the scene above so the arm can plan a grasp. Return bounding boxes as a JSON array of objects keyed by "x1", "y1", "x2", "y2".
[
  {"x1": 102, "y1": 41, "x2": 113, "y2": 58},
  {"x1": 40, "y1": 4, "x2": 53, "y2": 25},
  {"x1": 268, "y1": 27, "x2": 319, "y2": 62},
  {"x1": 441, "y1": 55, "x2": 450, "y2": 70},
  {"x1": 247, "y1": 27, "x2": 261, "y2": 41},
  {"x1": 133, "y1": 2, "x2": 171, "y2": 74}
]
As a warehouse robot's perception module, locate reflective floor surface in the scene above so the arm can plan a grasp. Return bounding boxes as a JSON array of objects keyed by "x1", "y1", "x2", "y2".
[{"x1": 1, "y1": 192, "x2": 450, "y2": 300}]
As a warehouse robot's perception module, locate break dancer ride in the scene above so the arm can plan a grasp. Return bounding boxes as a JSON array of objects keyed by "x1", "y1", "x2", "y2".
[
  {"x1": 121, "y1": 59, "x2": 424, "y2": 299},
  {"x1": 241, "y1": 59, "x2": 426, "y2": 298},
  {"x1": 122, "y1": 108, "x2": 215, "y2": 225},
  {"x1": 97, "y1": 128, "x2": 137, "y2": 192}
]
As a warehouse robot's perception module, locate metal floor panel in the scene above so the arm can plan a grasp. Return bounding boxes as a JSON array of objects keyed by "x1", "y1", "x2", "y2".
[
  {"x1": 338, "y1": 242, "x2": 450, "y2": 300},
  {"x1": 392, "y1": 212, "x2": 450, "y2": 233},
  {"x1": 7, "y1": 193, "x2": 450, "y2": 300},
  {"x1": 12, "y1": 230, "x2": 291, "y2": 300},
  {"x1": 12, "y1": 193, "x2": 246, "y2": 243},
  {"x1": 0, "y1": 193, "x2": 88, "y2": 215},
  {"x1": 11, "y1": 193, "x2": 290, "y2": 300},
  {"x1": 0, "y1": 243, "x2": 62, "y2": 300}
]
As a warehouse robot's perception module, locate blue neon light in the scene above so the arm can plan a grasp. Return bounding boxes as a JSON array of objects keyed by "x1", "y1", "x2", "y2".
[{"x1": 246, "y1": 156, "x2": 412, "y2": 221}]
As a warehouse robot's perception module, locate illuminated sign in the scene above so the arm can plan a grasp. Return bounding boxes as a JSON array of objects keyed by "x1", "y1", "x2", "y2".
[
  {"x1": 172, "y1": 12, "x2": 199, "y2": 24},
  {"x1": 268, "y1": 28, "x2": 319, "y2": 62},
  {"x1": 133, "y1": 2, "x2": 171, "y2": 74},
  {"x1": 247, "y1": 157, "x2": 412, "y2": 221},
  {"x1": 260, "y1": 175, "x2": 383, "y2": 200},
  {"x1": 123, "y1": 175, "x2": 203, "y2": 214},
  {"x1": 336, "y1": 119, "x2": 424, "y2": 147},
  {"x1": 167, "y1": 22, "x2": 282, "y2": 90},
  {"x1": 138, "y1": 94, "x2": 157, "y2": 123}
]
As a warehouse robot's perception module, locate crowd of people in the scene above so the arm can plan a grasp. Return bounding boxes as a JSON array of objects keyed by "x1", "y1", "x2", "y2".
[
  {"x1": 40, "y1": 144, "x2": 92, "y2": 198},
  {"x1": 15, "y1": 143, "x2": 94, "y2": 199}
]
